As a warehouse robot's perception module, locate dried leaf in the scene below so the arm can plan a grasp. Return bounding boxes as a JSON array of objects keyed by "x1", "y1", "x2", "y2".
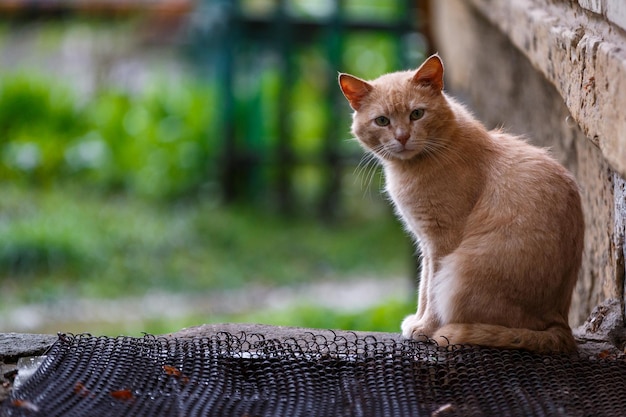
[
  {"x1": 598, "y1": 350, "x2": 612, "y2": 359},
  {"x1": 162, "y1": 365, "x2": 181, "y2": 376},
  {"x1": 110, "y1": 389, "x2": 134, "y2": 401},
  {"x1": 11, "y1": 399, "x2": 40, "y2": 412},
  {"x1": 73, "y1": 382, "x2": 92, "y2": 398},
  {"x1": 163, "y1": 365, "x2": 190, "y2": 384}
]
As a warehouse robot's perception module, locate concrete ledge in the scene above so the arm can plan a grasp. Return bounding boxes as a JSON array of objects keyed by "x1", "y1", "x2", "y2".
[
  {"x1": 2, "y1": 315, "x2": 623, "y2": 361},
  {"x1": 468, "y1": 0, "x2": 626, "y2": 178},
  {"x1": 0, "y1": 333, "x2": 56, "y2": 363},
  {"x1": 0, "y1": 320, "x2": 621, "y2": 362},
  {"x1": 166, "y1": 323, "x2": 405, "y2": 344}
]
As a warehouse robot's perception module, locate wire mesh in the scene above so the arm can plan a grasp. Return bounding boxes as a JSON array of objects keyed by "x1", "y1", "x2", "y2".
[{"x1": 2, "y1": 331, "x2": 626, "y2": 416}]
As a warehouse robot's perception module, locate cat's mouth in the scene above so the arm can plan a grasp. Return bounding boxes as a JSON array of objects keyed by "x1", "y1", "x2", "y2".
[
  {"x1": 381, "y1": 143, "x2": 422, "y2": 161},
  {"x1": 394, "y1": 150, "x2": 421, "y2": 160}
]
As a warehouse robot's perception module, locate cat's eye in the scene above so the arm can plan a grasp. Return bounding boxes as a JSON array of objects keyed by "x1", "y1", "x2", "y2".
[
  {"x1": 374, "y1": 116, "x2": 390, "y2": 126},
  {"x1": 410, "y1": 109, "x2": 425, "y2": 120}
]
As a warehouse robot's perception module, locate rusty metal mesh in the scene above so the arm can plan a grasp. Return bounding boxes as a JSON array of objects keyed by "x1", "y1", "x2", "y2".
[{"x1": 2, "y1": 331, "x2": 626, "y2": 416}]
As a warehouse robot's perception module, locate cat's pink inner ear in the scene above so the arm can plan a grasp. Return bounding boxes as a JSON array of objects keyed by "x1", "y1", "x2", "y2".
[
  {"x1": 412, "y1": 54, "x2": 444, "y2": 91},
  {"x1": 338, "y1": 74, "x2": 373, "y2": 110}
]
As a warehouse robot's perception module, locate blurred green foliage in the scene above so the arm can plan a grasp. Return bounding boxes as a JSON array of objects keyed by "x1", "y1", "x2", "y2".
[
  {"x1": 0, "y1": 6, "x2": 419, "y2": 334},
  {"x1": 244, "y1": 0, "x2": 403, "y2": 22},
  {"x1": 135, "y1": 298, "x2": 414, "y2": 338},
  {"x1": 236, "y1": 298, "x2": 414, "y2": 333},
  {"x1": 0, "y1": 73, "x2": 217, "y2": 199},
  {"x1": 0, "y1": 184, "x2": 410, "y2": 308}
]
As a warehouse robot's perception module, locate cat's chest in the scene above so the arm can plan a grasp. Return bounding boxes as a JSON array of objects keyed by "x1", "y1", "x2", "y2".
[
  {"x1": 384, "y1": 167, "x2": 466, "y2": 239},
  {"x1": 386, "y1": 178, "x2": 440, "y2": 224},
  {"x1": 385, "y1": 168, "x2": 442, "y2": 210}
]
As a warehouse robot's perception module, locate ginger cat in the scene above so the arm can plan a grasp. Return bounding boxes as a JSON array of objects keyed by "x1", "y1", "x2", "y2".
[{"x1": 338, "y1": 54, "x2": 584, "y2": 353}]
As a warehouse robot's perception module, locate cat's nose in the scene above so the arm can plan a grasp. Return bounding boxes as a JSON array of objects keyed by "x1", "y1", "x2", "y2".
[{"x1": 395, "y1": 130, "x2": 410, "y2": 146}]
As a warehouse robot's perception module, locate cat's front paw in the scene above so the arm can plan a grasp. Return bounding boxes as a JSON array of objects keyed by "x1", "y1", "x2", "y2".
[{"x1": 401, "y1": 314, "x2": 432, "y2": 341}]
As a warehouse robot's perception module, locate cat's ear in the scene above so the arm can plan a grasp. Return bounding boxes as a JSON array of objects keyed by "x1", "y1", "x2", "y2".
[
  {"x1": 338, "y1": 73, "x2": 373, "y2": 111},
  {"x1": 412, "y1": 54, "x2": 444, "y2": 91}
]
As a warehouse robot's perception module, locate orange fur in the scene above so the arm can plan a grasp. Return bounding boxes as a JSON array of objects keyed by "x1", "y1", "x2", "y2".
[{"x1": 339, "y1": 55, "x2": 584, "y2": 354}]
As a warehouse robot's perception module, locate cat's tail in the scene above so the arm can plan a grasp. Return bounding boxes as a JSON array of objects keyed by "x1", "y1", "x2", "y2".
[{"x1": 434, "y1": 323, "x2": 577, "y2": 354}]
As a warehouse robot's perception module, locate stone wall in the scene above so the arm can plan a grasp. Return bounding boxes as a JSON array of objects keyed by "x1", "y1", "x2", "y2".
[{"x1": 428, "y1": 0, "x2": 626, "y2": 326}]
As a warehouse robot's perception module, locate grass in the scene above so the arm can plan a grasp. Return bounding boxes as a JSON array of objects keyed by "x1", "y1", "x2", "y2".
[
  {"x1": 0, "y1": 184, "x2": 415, "y2": 335},
  {"x1": 219, "y1": 298, "x2": 415, "y2": 334},
  {"x1": 27, "y1": 297, "x2": 417, "y2": 337}
]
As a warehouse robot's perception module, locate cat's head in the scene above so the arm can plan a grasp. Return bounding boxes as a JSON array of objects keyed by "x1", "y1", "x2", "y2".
[{"x1": 338, "y1": 54, "x2": 453, "y2": 162}]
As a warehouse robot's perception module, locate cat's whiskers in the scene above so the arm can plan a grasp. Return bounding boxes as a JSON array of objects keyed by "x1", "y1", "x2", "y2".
[
  {"x1": 365, "y1": 160, "x2": 381, "y2": 192},
  {"x1": 348, "y1": 136, "x2": 376, "y2": 191},
  {"x1": 354, "y1": 147, "x2": 383, "y2": 197},
  {"x1": 354, "y1": 156, "x2": 374, "y2": 189},
  {"x1": 366, "y1": 145, "x2": 387, "y2": 192}
]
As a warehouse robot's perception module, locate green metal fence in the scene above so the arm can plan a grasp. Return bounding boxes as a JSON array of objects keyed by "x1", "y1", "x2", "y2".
[{"x1": 192, "y1": 0, "x2": 426, "y2": 220}]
